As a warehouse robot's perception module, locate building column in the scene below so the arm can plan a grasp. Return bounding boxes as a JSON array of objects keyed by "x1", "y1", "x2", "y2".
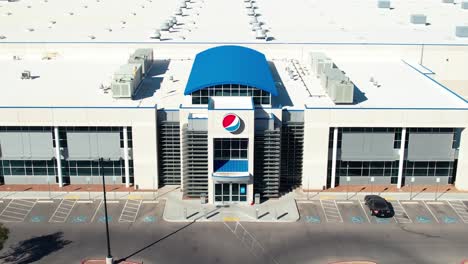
[
  {"x1": 455, "y1": 128, "x2": 468, "y2": 190},
  {"x1": 397, "y1": 128, "x2": 407, "y2": 189},
  {"x1": 331, "y1": 127, "x2": 338, "y2": 188},
  {"x1": 54, "y1": 127, "x2": 63, "y2": 187},
  {"x1": 123, "y1": 127, "x2": 130, "y2": 188}
]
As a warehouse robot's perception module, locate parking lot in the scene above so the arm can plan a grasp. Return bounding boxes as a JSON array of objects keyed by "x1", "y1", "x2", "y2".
[
  {"x1": 298, "y1": 199, "x2": 468, "y2": 225},
  {"x1": 0, "y1": 198, "x2": 161, "y2": 225}
]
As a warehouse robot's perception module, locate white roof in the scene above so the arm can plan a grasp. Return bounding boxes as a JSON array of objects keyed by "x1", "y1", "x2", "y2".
[
  {"x1": 304, "y1": 58, "x2": 468, "y2": 109},
  {"x1": 0, "y1": 49, "x2": 465, "y2": 110},
  {"x1": 1, "y1": 0, "x2": 468, "y2": 43}
]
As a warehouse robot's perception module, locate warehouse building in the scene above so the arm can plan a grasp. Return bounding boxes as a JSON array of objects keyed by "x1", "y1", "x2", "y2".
[{"x1": 0, "y1": 45, "x2": 467, "y2": 204}]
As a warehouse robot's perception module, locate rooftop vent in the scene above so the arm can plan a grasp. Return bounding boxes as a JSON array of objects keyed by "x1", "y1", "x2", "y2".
[
  {"x1": 410, "y1": 14, "x2": 427, "y2": 25},
  {"x1": 456, "y1": 26, "x2": 468, "y2": 37},
  {"x1": 160, "y1": 22, "x2": 170, "y2": 31},
  {"x1": 21, "y1": 71, "x2": 31, "y2": 80},
  {"x1": 0, "y1": 35, "x2": 6, "y2": 40},
  {"x1": 151, "y1": 29, "x2": 161, "y2": 39},
  {"x1": 377, "y1": 0, "x2": 390, "y2": 8}
]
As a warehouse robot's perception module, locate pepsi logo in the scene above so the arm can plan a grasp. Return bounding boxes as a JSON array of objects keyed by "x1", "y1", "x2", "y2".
[{"x1": 222, "y1": 114, "x2": 241, "y2": 133}]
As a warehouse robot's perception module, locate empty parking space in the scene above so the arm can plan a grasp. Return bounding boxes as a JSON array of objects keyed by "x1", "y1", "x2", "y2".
[
  {"x1": 119, "y1": 199, "x2": 142, "y2": 223},
  {"x1": 298, "y1": 202, "x2": 326, "y2": 224},
  {"x1": 401, "y1": 201, "x2": 437, "y2": 224},
  {"x1": 49, "y1": 199, "x2": 77, "y2": 223},
  {"x1": 67, "y1": 200, "x2": 101, "y2": 224},
  {"x1": 320, "y1": 200, "x2": 343, "y2": 223},
  {"x1": 447, "y1": 200, "x2": 468, "y2": 223},
  {"x1": 0, "y1": 199, "x2": 36, "y2": 222},
  {"x1": 390, "y1": 200, "x2": 412, "y2": 224},
  {"x1": 27, "y1": 200, "x2": 58, "y2": 223},
  {"x1": 423, "y1": 201, "x2": 461, "y2": 224},
  {"x1": 336, "y1": 201, "x2": 369, "y2": 224},
  {"x1": 91, "y1": 200, "x2": 125, "y2": 224},
  {"x1": 134, "y1": 202, "x2": 160, "y2": 224}
]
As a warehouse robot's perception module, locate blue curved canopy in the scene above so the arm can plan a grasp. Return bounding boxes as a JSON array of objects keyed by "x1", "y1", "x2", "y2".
[{"x1": 184, "y1": 45, "x2": 277, "y2": 96}]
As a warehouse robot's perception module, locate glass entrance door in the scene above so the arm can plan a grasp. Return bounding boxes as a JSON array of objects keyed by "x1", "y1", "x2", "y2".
[{"x1": 214, "y1": 183, "x2": 247, "y2": 203}]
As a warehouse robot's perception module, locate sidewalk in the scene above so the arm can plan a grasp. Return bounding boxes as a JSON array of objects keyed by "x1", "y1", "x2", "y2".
[
  {"x1": 163, "y1": 191, "x2": 300, "y2": 223},
  {"x1": 296, "y1": 184, "x2": 468, "y2": 201},
  {"x1": 0, "y1": 184, "x2": 176, "y2": 200}
]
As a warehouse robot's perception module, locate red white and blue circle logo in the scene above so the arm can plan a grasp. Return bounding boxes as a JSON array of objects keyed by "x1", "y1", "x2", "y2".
[{"x1": 222, "y1": 114, "x2": 241, "y2": 133}]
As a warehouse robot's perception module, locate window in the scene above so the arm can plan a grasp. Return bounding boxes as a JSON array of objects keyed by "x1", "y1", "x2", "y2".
[
  {"x1": 191, "y1": 85, "x2": 271, "y2": 105},
  {"x1": 213, "y1": 138, "x2": 248, "y2": 160}
]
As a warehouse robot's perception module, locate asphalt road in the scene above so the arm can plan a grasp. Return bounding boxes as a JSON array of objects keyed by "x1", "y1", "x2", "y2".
[{"x1": 0, "y1": 201, "x2": 467, "y2": 264}]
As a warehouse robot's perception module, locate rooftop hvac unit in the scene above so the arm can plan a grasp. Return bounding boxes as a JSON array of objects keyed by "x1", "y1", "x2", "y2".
[
  {"x1": 462, "y1": 2, "x2": 468, "y2": 9},
  {"x1": 442, "y1": 0, "x2": 454, "y2": 3},
  {"x1": 410, "y1": 14, "x2": 427, "y2": 24},
  {"x1": 309, "y1": 52, "x2": 333, "y2": 77},
  {"x1": 329, "y1": 81, "x2": 354, "y2": 104},
  {"x1": 21, "y1": 70, "x2": 31, "y2": 80},
  {"x1": 151, "y1": 29, "x2": 161, "y2": 39},
  {"x1": 111, "y1": 63, "x2": 143, "y2": 98},
  {"x1": 456, "y1": 26, "x2": 468, "y2": 37},
  {"x1": 320, "y1": 67, "x2": 347, "y2": 92},
  {"x1": 128, "y1": 48, "x2": 154, "y2": 75},
  {"x1": 160, "y1": 22, "x2": 170, "y2": 31},
  {"x1": 377, "y1": 0, "x2": 390, "y2": 8},
  {"x1": 256, "y1": 29, "x2": 266, "y2": 39}
]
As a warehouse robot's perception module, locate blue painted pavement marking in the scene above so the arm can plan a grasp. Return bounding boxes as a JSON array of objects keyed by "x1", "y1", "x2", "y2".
[
  {"x1": 443, "y1": 216, "x2": 457, "y2": 224},
  {"x1": 351, "y1": 216, "x2": 364, "y2": 223},
  {"x1": 98, "y1": 216, "x2": 112, "y2": 223},
  {"x1": 72, "y1": 216, "x2": 87, "y2": 223},
  {"x1": 143, "y1": 216, "x2": 156, "y2": 223},
  {"x1": 416, "y1": 216, "x2": 431, "y2": 223},
  {"x1": 30, "y1": 216, "x2": 44, "y2": 223},
  {"x1": 376, "y1": 218, "x2": 391, "y2": 224},
  {"x1": 305, "y1": 216, "x2": 321, "y2": 223}
]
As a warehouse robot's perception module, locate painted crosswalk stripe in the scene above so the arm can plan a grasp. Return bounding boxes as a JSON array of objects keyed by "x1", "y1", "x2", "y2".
[
  {"x1": 447, "y1": 200, "x2": 468, "y2": 223},
  {"x1": 392, "y1": 201, "x2": 412, "y2": 224},
  {"x1": 49, "y1": 199, "x2": 76, "y2": 223},
  {"x1": 0, "y1": 199, "x2": 36, "y2": 222}
]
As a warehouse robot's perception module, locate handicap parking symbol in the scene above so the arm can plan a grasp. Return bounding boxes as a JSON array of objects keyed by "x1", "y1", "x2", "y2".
[
  {"x1": 305, "y1": 216, "x2": 321, "y2": 223},
  {"x1": 416, "y1": 216, "x2": 431, "y2": 223},
  {"x1": 98, "y1": 216, "x2": 112, "y2": 223},
  {"x1": 143, "y1": 216, "x2": 156, "y2": 223},
  {"x1": 72, "y1": 216, "x2": 87, "y2": 223},
  {"x1": 351, "y1": 216, "x2": 364, "y2": 223},
  {"x1": 30, "y1": 216, "x2": 44, "y2": 223},
  {"x1": 376, "y1": 218, "x2": 391, "y2": 224},
  {"x1": 443, "y1": 216, "x2": 457, "y2": 224}
]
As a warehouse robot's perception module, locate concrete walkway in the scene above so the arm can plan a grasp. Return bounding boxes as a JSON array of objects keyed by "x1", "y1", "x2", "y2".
[
  {"x1": 295, "y1": 189, "x2": 468, "y2": 201},
  {"x1": 163, "y1": 191, "x2": 300, "y2": 223}
]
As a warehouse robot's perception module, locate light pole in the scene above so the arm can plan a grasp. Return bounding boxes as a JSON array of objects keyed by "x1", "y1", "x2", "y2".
[
  {"x1": 99, "y1": 158, "x2": 113, "y2": 264},
  {"x1": 346, "y1": 176, "x2": 350, "y2": 200},
  {"x1": 410, "y1": 177, "x2": 415, "y2": 200},
  {"x1": 435, "y1": 177, "x2": 440, "y2": 201}
]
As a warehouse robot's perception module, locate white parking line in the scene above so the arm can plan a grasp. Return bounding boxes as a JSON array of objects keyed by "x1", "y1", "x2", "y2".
[
  {"x1": 392, "y1": 200, "x2": 412, "y2": 224},
  {"x1": 0, "y1": 199, "x2": 36, "y2": 222},
  {"x1": 447, "y1": 200, "x2": 468, "y2": 223},
  {"x1": 358, "y1": 200, "x2": 372, "y2": 223},
  {"x1": 422, "y1": 201, "x2": 439, "y2": 223},
  {"x1": 320, "y1": 200, "x2": 343, "y2": 223},
  {"x1": 119, "y1": 199, "x2": 142, "y2": 222},
  {"x1": 91, "y1": 200, "x2": 103, "y2": 223},
  {"x1": 49, "y1": 199, "x2": 76, "y2": 223}
]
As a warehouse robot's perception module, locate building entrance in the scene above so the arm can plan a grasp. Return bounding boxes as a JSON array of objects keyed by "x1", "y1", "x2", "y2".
[{"x1": 214, "y1": 183, "x2": 247, "y2": 203}]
